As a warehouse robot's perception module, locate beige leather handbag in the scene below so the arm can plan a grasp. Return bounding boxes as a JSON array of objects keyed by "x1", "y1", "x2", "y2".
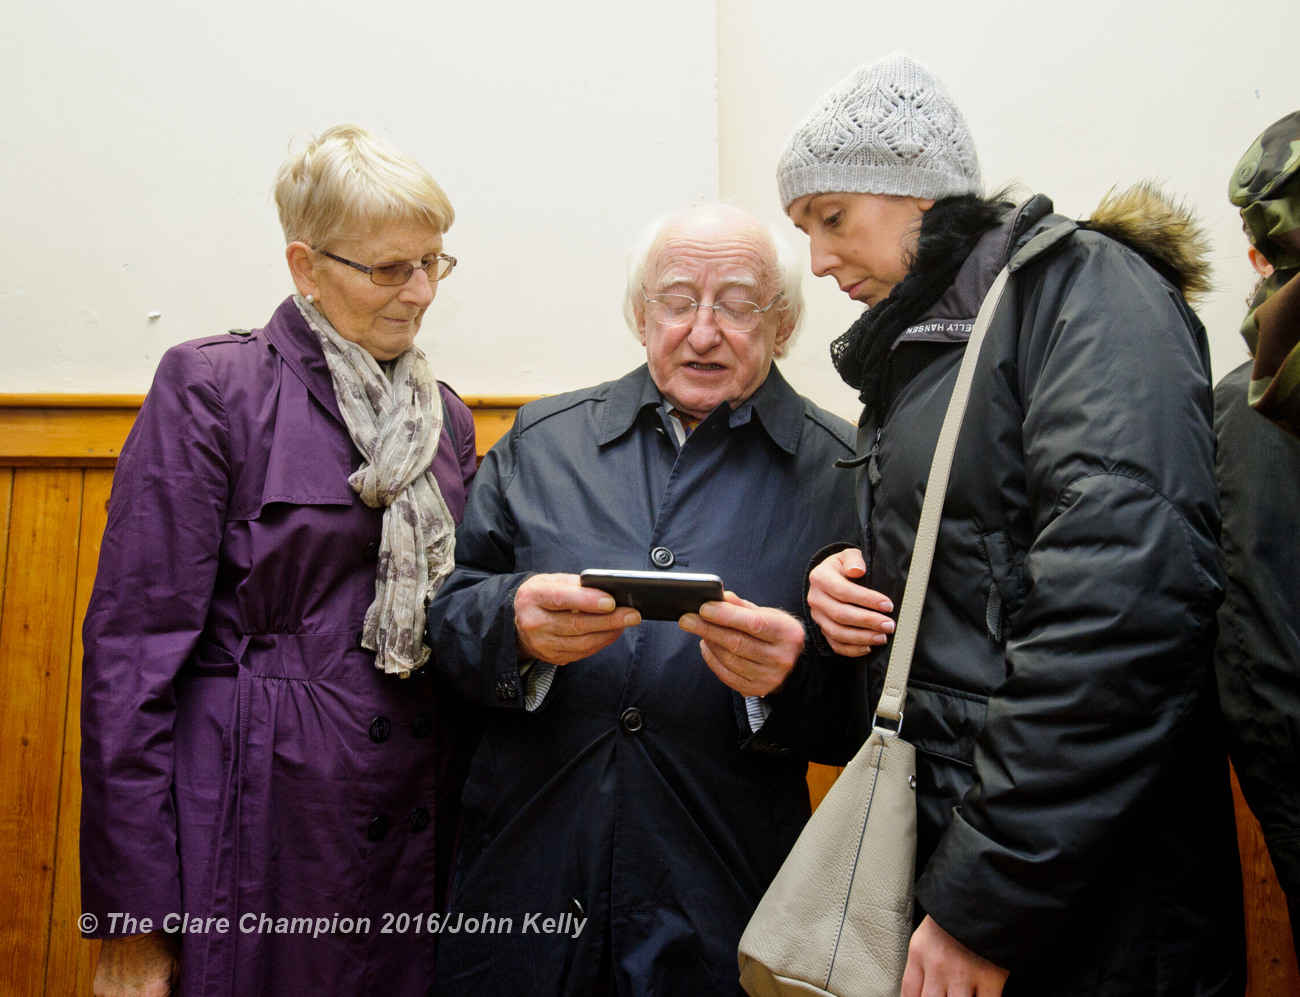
[{"x1": 738, "y1": 267, "x2": 1012, "y2": 997}]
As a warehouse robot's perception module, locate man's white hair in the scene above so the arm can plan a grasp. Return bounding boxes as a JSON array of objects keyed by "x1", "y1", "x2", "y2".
[{"x1": 622, "y1": 204, "x2": 805, "y2": 352}]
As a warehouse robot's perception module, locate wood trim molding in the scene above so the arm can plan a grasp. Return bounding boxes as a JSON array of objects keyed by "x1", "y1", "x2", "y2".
[{"x1": 0, "y1": 393, "x2": 537, "y2": 465}]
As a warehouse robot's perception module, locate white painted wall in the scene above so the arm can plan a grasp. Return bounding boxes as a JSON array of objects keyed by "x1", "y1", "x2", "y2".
[
  {"x1": 0, "y1": 0, "x2": 716, "y2": 396},
  {"x1": 3, "y1": 0, "x2": 1297, "y2": 426}
]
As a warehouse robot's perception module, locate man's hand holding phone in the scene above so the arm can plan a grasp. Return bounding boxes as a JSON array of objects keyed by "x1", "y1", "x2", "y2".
[
  {"x1": 515, "y1": 573, "x2": 642, "y2": 666},
  {"x1": 679, "y1": 592, "x2": 806, "y2": 698}
]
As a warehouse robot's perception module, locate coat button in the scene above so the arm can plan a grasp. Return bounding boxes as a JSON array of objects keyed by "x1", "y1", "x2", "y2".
[
  {"x1": 407, "y1": 807, "x2": 430, "y2": 832},
  {"x1": 363, "y1": 540, "x2": 381, "y2": 561},
  {"x1": 369, "y1": 716, "x2": 392, "y2": 743},
  {"x1": 411, "y1": 713, "x2": 432, "y2": 738},
  {"x1": 568, "y1": 898, "x2": 585, "y2": 918},
  {"x1": 650, "y1": 546, "x2": 674, "y2": 568},
  {"x1": 495, "y1": 677, "x2": 520, "y2": 702},
  {"x1": 366, "y1": 814, "x2": 391, "y2": 841},
  {"x1": 620, "y1": 707, "x2": 643, "y2": 733}
]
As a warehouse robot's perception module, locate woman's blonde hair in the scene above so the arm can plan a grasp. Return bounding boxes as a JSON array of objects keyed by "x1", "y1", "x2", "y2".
[{"x1": 274, "y1": 124, "x2": 454, "y2": 248}]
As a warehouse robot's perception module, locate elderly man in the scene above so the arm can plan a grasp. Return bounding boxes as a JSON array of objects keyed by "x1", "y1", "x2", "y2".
[{"x1": 426, "y1": 204, "x2": 859, "y2": 996}]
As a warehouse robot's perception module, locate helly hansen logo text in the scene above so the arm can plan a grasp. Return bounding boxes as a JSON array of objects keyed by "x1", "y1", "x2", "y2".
[{"x1": 902, "y1": 319, "x2": 973, "y2": 339}]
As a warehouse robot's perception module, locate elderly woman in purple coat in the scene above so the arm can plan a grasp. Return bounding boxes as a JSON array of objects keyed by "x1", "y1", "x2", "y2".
[{"x1": 79, "y1": 124, "x2": 479, "y2": 996}]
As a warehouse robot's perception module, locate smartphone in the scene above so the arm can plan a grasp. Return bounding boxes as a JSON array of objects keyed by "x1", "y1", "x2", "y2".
[{"x1": 579, "y1": 568, "x2": 725, "y2": 621}]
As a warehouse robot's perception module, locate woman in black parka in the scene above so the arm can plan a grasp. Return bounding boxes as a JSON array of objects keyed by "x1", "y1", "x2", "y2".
[{"x1": 778, "y1": 52, "x2": 1246, "y2": 996}]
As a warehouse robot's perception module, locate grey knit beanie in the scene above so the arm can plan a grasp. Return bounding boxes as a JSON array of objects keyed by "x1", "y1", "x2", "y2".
[{"x1": 777, "y1": 52, "x2": 982, "y2": 210}]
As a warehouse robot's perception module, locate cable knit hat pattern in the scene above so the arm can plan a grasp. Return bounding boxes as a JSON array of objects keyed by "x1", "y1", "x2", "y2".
[{"x1": 777, "y1": 52, "x2": 982, "y2": 209}]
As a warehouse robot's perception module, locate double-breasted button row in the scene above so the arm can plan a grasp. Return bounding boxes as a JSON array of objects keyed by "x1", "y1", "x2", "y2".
[
  {"x1": 369, "y1": 714, "x2": 433, "y2": 743},
  {"x1": 620, "y1": 707, "x2": 643, "y2": 733}
]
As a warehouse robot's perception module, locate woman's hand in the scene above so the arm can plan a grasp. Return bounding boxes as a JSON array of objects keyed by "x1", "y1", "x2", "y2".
[
  {"x1": 902, "y1": 915, "x2": 1009, "y2": 997},
  {"x1": 93, "y1": 931, "x2": 179, "y2": 997},
  {"x1": 680, "y1": 592, "x2": 805, "y2": 697},
  {"x1": 806, "y1": 548, "x2": 895, "y2": 657},
  {"x1": 514, "y1": 573, "x2": 642, "y2": 666}
]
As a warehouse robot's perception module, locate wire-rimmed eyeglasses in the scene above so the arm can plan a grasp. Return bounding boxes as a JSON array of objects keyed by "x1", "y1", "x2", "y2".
[
  {"x1": 318, "y1": 249, "x2": 457, "y2": 286},
  {"x1": 641, "y1": 287, "x2": 783, "y2": 333}
]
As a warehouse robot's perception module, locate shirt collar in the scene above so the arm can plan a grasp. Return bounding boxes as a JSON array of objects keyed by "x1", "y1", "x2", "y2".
[{"x1": 597, "y1": 363, "x2": 804, "y2": 455}]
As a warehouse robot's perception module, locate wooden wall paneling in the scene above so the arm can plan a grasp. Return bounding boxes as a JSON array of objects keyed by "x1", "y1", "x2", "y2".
[
  {"x1": 0, "y1": 469, "x2": 11, "y2": 630},
  {"x1": 0, "y1": 394, "x2": 527, "y2": 464},
  {"x1": 1232, "y1": 766, "x2": 1300, "y2": 995},
  {"x1": 0, "y1": 398, "x2": 140, "y2": 468},
  {"x1": 0, "y1": 469, "x2": 84, "y2": 996},
  {"x1": 806, "y1": 763, "x2": 841, "y2": 812},
  {"x1": 458, "y1": 396, "x2": 536, "y2": 458},
  {"x1": 46, "y1": 469, "x2": 114, "y2": 993}
]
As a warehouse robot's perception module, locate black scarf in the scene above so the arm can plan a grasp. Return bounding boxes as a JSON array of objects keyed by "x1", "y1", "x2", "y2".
[{"x1": 830, "y1": 196, "x2": 1008, "y2": 424}]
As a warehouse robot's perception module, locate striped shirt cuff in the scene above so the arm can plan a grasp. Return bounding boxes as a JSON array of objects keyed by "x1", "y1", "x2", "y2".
[{"x1": 519, "y1": 660, "x2": 557, "y2": 712}]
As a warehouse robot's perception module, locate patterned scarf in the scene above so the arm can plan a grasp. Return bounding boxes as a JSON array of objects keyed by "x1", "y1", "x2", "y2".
[{"x1": 294, "y1": 294, "x2": 456, "y2": 677}]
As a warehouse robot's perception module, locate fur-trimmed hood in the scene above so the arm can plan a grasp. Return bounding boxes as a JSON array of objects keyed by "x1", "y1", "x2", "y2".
[{"x1": 1083, "y1": 182, "x2": 1213, "y2": 303}]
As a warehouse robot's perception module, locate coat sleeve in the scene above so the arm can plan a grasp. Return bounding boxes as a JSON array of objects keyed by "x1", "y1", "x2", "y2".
[
  {"x1": 79, "y1": 343, "x2": 231, "y2": 935},
  {"x1": 739, "y1": 543, "x2": 862, "y2": 765},
  {"x1": 426, "y1": 417, "x2": 538, "y2": 710},
  {"x1": 737, "y1": 633, "x2": 857, "y2": 765},
  {"x1": 914, "y1": 239, "x2": 1224, "y2": 968}
]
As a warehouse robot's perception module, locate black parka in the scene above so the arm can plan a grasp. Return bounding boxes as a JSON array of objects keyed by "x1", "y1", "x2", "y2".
[{"x1": 839, "y1": 196, "x2": 1245, "y2": 994}]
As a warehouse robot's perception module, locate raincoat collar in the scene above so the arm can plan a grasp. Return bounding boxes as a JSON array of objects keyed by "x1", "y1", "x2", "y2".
[
  {"x1": 597, "y1": 363, "x2": 805, "y2": 456},
  {"x1": 262, "y1": 296, "x2": 346, "y2": 427}
]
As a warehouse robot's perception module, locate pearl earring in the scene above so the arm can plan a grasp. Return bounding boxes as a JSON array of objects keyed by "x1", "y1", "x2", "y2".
[{"x1": 305, "y1": 294, "x2": 314, "y2": 304}]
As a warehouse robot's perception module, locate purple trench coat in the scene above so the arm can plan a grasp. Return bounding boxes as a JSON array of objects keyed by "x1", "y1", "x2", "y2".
[{"x1": 80, "y1": 297, "x2": 479, "y2": 996}]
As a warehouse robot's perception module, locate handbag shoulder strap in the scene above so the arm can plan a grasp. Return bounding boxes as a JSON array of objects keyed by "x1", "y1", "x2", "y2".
[{"x1": 874, "y1": 266, "x2": 1013, "y2": 730}]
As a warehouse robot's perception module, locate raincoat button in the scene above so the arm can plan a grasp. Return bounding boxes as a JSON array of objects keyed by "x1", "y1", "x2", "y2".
[
  {"x1": 411, "y1": 713, "x2": 433, "y2": 738},
  {"x1": 367, "y1": 814, "x2": 391, "y2": 841},
  {"x1": 650, "y1": 546, "x2": 674, "y2": 568},
  {"x1": 363, "y1": 540, "x2": 381, "y2": 561},
  {"x1": 495, "y1": 677, "x2": 520, "y2": 701},
  {"x1": 407, "y1": 807, "x2": 430, "y2": 832},
  {"x1": 369, "y1": 716, "x2": 392, "y2": 743},
  {"x1": 568, "y1": 898, "x2": 585, "y2": 918},
  {"x1": 620, "y1": 707, "x2": 643, "y2": 733}
]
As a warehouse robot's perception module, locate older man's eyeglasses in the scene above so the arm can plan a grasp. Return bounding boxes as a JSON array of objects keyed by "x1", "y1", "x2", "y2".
[
  {"x1": 318, "y1": 250, "x2": 457, "y2": 286},
  {"x1": 641, "y1": 287, "x2": 783, "y2": 333}
]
